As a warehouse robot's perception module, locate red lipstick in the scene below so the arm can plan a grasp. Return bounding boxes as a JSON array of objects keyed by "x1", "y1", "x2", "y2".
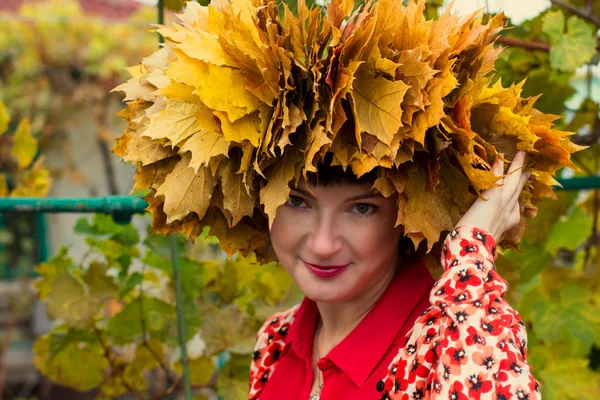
[{"x1": 303, "y1": 261, "x2": 349, "y2": 278}]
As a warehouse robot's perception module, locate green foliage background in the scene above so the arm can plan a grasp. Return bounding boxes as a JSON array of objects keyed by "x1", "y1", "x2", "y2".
[
  {"x1": 1, "y1": 0, "x2": 598, "y2": 399},
  {"x1": 33, "y1": 214, "x2": 299, "y2": 399}
]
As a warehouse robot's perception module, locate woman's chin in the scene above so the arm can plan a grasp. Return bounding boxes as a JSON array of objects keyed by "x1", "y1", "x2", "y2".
[{"x1": 294, "y1": 270, "x2": 357, "y2": 303}]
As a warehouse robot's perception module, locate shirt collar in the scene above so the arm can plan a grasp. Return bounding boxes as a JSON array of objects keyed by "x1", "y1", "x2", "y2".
[{"x1": 284, "y1": 258, "x2": 434, "y2": 387}]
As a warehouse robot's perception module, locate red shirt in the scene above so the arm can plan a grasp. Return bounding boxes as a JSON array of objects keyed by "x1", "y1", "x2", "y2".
[{"x1": 255, "y1": 259, "x2": 435, "y2": 400}]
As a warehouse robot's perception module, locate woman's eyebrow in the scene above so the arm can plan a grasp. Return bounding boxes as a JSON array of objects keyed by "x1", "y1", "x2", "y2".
[
  {"x1": 290, "y1": 188, "x2": 382, "y2": 202},
  {"x1": 290, "y1": 187, "x2": 316, "y2": 199},
  {"x1": 343, "y1": 193, "x2": 383, "y2": 202}
]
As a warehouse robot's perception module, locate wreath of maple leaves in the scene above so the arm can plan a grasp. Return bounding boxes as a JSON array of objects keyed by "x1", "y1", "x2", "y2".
[{"x1": 113, "y1": 0, "x2": 585, "y2": 263}]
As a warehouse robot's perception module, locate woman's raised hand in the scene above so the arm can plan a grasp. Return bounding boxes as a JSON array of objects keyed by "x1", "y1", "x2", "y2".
[{"x1": 455, "y1": 150, "x2": 532, "y2": 241}]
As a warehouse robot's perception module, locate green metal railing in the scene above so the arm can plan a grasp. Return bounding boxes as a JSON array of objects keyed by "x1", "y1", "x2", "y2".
[
  {"x1": 0, "y1": 195, "x2": 148, "y2": 214},
  {"x1": 0, "y1": 176, "x2": 596, "y2": 215}
]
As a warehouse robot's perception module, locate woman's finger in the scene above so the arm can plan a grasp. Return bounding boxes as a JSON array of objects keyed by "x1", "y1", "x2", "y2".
[
  {"x1": 493, "y1": 154, "x2": 504, "y2": 177},
  {"x1": 503, "y1": 151, "x2": 526, "y2": 197},
  {"x1": 480, "y1": 156, "x2": 505, "y2": 200},
  {"x1": 507, "y1": 150, "x2": 526, "y2": 175},
  {"x1": 508, "y1": 199, "x2": 521, "y2": 228},
  {"x1": 508, "y1": 169, "x2": 531, "y2": 210}
]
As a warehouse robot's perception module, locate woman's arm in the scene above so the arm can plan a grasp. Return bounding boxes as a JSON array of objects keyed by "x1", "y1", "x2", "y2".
[{"x1": 428, "y1": 224, "x2": 540, "y2": 399}]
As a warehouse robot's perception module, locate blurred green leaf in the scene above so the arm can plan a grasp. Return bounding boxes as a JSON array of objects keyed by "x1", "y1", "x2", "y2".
[
  {"x1": 45, "y1": 272, "x2": 97, "y2": 329},
  {"x1": 0, "y1": 102, "x2": 9, "y2": 136},
  {"x1": 545, "y1": 207, "x2": 592, "y2": 254},
  {"x1": 174, "y1": 356, "x2": 214, "y2": 386},
  {"x1": 107, "y1": 297, "x2": 175, "y2": 345},
  {"x1": 542, "y1": 11, "x2": 597, "y2": 72},
  {"x1": 34, "y1": 247, "x2": 73, "y2": 299},
  {"x1": 539, "y1": 358, "x2": 600, "y2": 400},
  {"x1": 83, "y1": 262, "x2": 118, "y2": 303},
  {"x1": 567, "y1": 98, "x2": 599, "y2": 133},
  {"x1": 33, "y1": 334, "x2": 109, "y2": 392},
  {"x1": 75, "y1": 214, "x2": 140, "y2": 246}
]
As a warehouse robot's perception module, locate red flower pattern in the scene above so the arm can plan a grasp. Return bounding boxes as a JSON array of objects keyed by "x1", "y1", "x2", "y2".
[{"x1": 248, "y1": 226, "x2": 541, "y2": 399}]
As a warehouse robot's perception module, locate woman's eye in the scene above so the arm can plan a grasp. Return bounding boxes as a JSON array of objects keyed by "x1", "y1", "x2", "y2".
[
  {"x1": 350, "y1": 203, "x2": 378, "y2": 216},
  {"x1": 286, "y1": 195, "x2": 306, "y2": 208}
]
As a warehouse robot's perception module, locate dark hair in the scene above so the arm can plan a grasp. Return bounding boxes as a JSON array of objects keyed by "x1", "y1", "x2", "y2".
[{"x1": 305, "y1": 152, "x2": 378, "y2": 187}]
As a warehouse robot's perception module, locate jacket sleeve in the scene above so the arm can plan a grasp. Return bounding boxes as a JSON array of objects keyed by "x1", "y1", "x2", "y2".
[
  {"x1": 248, "y1": 306, "x2": 298, "y2": 400},
  {"x1": 429, "y1": 225, "x2": 541, "y2": 399}
]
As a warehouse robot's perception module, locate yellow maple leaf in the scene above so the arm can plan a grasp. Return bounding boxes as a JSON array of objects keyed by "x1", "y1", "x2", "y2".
[
  {"x1": 180, "y1": 130, "x2": 229, "y2": 173},
  {"x1": 304, "y1": 123, "x2": 332, "y2": 174},
  {"x1": 215, "y1": 110, "x2": 261, "y2": 146},
  {"x1": 142, "y1": 100, "x2": 205, "y2": 146},
  {"x1": 160, "y1": 80, "x2": 202, "y2": 103},
  {"x1": 219, "y1": 158, "x2": 256, "y2": 227},
  {"x1": 455, "y1": 152, "x2": 502, "y2": 194},
  {"x1": 11, "y1": 119, "x2": 38, "y2": 169},
  {"x1": 371, "y1": 172, "x2": 396, "y2": 197},
  {"x1": 259, "y1": 149, "x2": 302, "y2": 228},
  {"x1": 393, "y1": 0, "x2": 431, "y2": 54},
  {"x1": 166, "y1": 50, "x2": 260, "y2": 122},
  {"x1": 116, "y1": 132, "x2": 177, "y2": 166},
  {"x1": 403, "y1": 163, "x2": 474, "y2": 252},
  {"x1": 132, "y1": 157, "x2": 180, "y2": 193},
  {"x1": 10, "y1": 157, "x2": 51, "y2": 197},
  {"x1": 111, "y1": 76, "x2": 156, "y2": 102},
  {"x1": 155, "y1": 153, "x2": 216, "y2": 223},
  {"x1": 396, "y1": 47, "x2": 437, "y2": 111},
  {"x1": 410, "y1": 69, "x2": 458, "y2": 145},
  {"x1": 0, "y1": 174, "x2": 8, "y2": 197},
  {"x1": 0, "y1": 102, "x2": 9, "y2": 136},
  {"x1": 353, "y1": 70, "x2": 409, "y2": 147}
]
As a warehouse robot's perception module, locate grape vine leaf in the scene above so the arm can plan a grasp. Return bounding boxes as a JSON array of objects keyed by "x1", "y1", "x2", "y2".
[
  {"x1": 542, "y1": 11, "x2": 597, "y2": 72},
  {"x1": 33, "y1": 334, "x2": 109, "y2": 391},
  {"x1": 107, "y1": 297, "x2": 176, "y2": 345},
  {"x1": 0, "y1": 102, "x2": 9, "y2": 135},
  {"x1": 11, "y1": 118, "x2": 37, "y2": 169}
]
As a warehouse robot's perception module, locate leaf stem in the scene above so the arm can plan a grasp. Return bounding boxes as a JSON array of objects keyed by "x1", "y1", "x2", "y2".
[
  {"x1": 158, "y1": 0, "x2": 165, "y2": 44},
  {"x1": 551, "y1": 0, "x2": 600, "y2": 28},
  {"x1": 93, "y1": 327, "x2": 147, "y2": 400},
  {"x1": 171, "y1": 235, "x2": 192, "y2": 400},
  {"x1": 497, "y1": 36, "x2": 600, "y2": 54},
  {"x1": 136, "y1": 264, "x2": 176, "y2": 388},
  {"x1": 496, "y1": 37, "x2": 550, "y2": 52}
]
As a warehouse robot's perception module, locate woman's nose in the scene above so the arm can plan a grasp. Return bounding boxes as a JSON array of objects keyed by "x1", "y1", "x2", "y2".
[{"x1": 305, "y1": 217, "x2": 343, "y2": 259}]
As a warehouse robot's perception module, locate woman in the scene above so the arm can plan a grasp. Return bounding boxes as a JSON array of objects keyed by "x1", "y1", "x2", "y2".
[
  {"x1": 107, "y1": 0, "x2": 572, "y2": 397},
  {"x1": 249, "y1": 150, "x2": 540, "y2": 400}
]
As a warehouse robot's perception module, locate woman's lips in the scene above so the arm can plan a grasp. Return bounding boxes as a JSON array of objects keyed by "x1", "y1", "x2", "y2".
[{"x1": 303, "y1": 261, "x2": 349, "y2": 278}]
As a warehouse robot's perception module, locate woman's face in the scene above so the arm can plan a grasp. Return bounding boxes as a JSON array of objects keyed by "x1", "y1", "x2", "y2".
[{"x1": 269, "y1": 180, "x2": 404, "y2": 303}]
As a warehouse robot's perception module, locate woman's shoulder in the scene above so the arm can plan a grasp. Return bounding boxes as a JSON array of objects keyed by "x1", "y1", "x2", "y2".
[
  {"x1": 255, "y1": 304, "x2": 300, "y2": 345},
  {"x1": 249, "y1": 304, "x2": 300, "y2": 399}
]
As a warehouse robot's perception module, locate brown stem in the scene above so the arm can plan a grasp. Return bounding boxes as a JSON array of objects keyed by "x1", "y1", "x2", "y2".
[
  {"x1": 496, "y1": 36, "x2": 550, "y2": 52},
  {"x1": 136, "y1": 267, "x2": 177, "y2": 387},
  {"x1": 95, "y1": 100, "x2": 119, "y2": 195},
  {"x1": 94, "y1": 327, "x2": 147, "y2": 400},
  {"x1": 571, "y1": 116, "x2": 600, "y2": 147},
  {"x1": 584, "y1": 66, "x2": 597, "y2": 265},
  {"x1": 498, "y1": 36, "x2": 600, "y2": 54},
  {"x1": 148, "y1": 376, "x2": 182, "y2": 400},
  {"x1": 585, "y1": 0, "x2": 594, "y2": 12},
  {"x1": 0, "y1": 308, "x2": 17, "y2": 397},
  {"x1": 551, "y1": 0, "x2": 600, "y2": 27}
]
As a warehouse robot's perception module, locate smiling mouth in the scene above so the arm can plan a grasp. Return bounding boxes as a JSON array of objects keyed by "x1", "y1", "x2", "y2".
[{"x1": 303, "y1": 261, "x2": 350, "y2": 278}]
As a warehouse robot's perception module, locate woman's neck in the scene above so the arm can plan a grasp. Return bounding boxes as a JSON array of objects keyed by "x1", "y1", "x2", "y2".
[{"x1": 314, "y1": 262, "x2": 397, "y2": 356}]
